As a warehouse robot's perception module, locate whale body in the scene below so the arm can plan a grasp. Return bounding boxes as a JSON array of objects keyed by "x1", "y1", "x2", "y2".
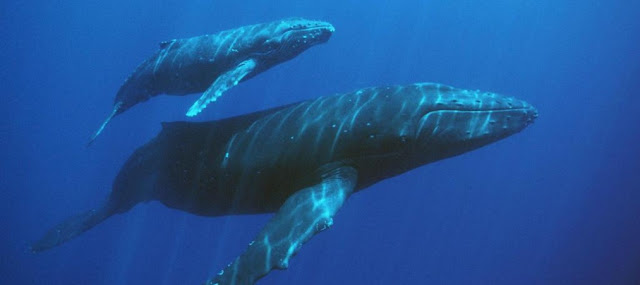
[
  {"x1": 88, "y1": 18, "x2": 334, "y2": 145},
  {"x1": 36, "y1": 83, "x2": 537, "y2": 284}
]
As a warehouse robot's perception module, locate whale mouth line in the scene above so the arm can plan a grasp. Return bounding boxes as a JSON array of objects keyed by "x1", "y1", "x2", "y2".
[
  {"x1": 277, "y1": 24, "x2": 334, "y2": 50},
  {"x1": 415, "y1": 107, "x2": 538, "y2": 140},
  {"x1": 420, "y1": 107, "x2": 539, "y2": 128},
  {"x1": 285, "y1": 24, "x2": 335, "y2": 35},
  {"x1": 426, "y1": 107, "x2": 536, "y2": 115}
]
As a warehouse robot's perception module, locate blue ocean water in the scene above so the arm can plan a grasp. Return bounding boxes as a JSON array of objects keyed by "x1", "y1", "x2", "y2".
[{"x1": 2, "y1": 0, "x2": 639, "y2": 284}]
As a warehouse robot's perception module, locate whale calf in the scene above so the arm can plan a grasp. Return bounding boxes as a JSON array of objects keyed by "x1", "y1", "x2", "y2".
[
  {"x1": 35, "y1": 83, "x2": 537, "y2": 284},
  {"x1": 88, "y1": 17, "x2": 334, "y2": 145}
]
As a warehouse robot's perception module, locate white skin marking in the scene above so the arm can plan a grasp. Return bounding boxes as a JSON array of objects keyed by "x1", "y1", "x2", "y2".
[
  {"x1": 435, "y1": 88, "x2": 443, "y2": 106},
  {"x1": 263, "y1": 235, "x2": 271, "y2": 272},
  {"x1": 297, "y1": 98, "x2": 330, "y2": 137},
  {"x1": 394, "y1": 85, "x2": 403, "y2": 96},
  {"x1": 226, "y1": 27, "x2": 245, "y2": 56},
  {"x1": 202, "y1": 21, "x2": 266, "y2": 60},
  {"x1": 207, "y1": 33, "x2": 223, "y2": 61},
  {"x1": 333, "y1": 92, "x2": 347, "y2": 111},
  {"x1": 349, "y1": 91, "x2": 375, "y2": 129},
  {"x1": 369, "y1": 90, "x2": 379, "y2": 103},
  {"x1": 430, "y1": 111, "x2": 443, "y2": 136},
  {"x1": 399, "y1": 101, "x2": 407, "y2": 116},
  {"x1": 221, "y1": 133, "x2": 239, "y2": 168},
  {"x1": 480, "y1": 111, "x2": 493, "y2": 135},
  {"x1": 244, "y1": 119, "x2": 261, "y2": 133},
  {"x1": 489, "y1": 95, "x2": 497, "y2": 109},
  {"x1": 298, "y1": 122, "x2": 309, "y2": 139},
  {"x1": 212, "y1": 30, "x2": 236, "y2": 60},
  {"x1": 467, "y1": 110, "x2": 481, "y2": 138},
  {"x1": 411, "y1": 95, "x2": 426, "y2": 118},
  {"x1": 329, "y1": 116, "x2": 348, "y2": 157},
  {"x1": 273, "y1": 103, "x2": 306, "y2": 136},
  {"x1": 311, "y1": 125, "x2": 327, "y2": 158},
  {"x1": 170, "y1": 37, "x2": 195, "y2": 65},
  {"x1": 301, "y1": 97, "x2": 322, "y2": 118},
  {"x1": 246, "y1": 24, "x2": 259, "y2": 39},
  {"x1": 242, "y1": 112, "x2": 281, "y2": 160},
  {"x1": 295, "y1": 99, "x2": 318, "y2": 132},
  {"x1": 153, "y1": 40, "x2": 175, "y2": 74},
  {"x1": 299, "y1": 105, "x2": 329, "y2": 138},
  {"x1": 416, "y1": 114, "x2": 434, "y2": 136}
]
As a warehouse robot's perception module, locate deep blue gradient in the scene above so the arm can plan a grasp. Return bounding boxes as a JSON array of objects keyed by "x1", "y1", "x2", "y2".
[{"x1": 2, "y1": 1, "x2": 639, "y2": 284}]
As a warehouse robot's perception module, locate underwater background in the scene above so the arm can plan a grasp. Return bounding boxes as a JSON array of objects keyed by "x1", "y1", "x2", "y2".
[{"x1": 2, "y1": 0, "x2": 639, "y2": 284}]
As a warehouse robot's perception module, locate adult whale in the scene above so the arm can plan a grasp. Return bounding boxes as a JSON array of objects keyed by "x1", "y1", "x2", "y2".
[
  {"x1": 34, "y1": 83, "x2": 537, "y2": 284},
  {"x1": 88, "y1": 17, "x2": 335, "y2": 145}
]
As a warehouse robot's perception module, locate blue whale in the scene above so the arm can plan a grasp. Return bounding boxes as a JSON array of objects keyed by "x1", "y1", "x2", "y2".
[
  {"x1": 35, "y1": 83, "x2": 537, "y2": 284},
  {"x1": 88, "y1": 18, "x2": 335, "y2": 145}
]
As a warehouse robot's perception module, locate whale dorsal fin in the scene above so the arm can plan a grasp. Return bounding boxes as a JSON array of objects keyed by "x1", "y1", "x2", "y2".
[
  {"x1": 207, "y1": 164, "x2": 358, "y2": 284},
  {"x1": 159, "y1": 39, "x2": 176, "y2": 49}
]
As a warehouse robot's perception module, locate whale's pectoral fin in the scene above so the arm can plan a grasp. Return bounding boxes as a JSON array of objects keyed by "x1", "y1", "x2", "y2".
[
  {"x1": 186, "y1": 58, "x2": 257, "y2": 117},
  {"x1": 206, "y1": 165, "x2": 358, "y2": 285}
]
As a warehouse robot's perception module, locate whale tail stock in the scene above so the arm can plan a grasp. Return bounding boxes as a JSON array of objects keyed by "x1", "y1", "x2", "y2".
[
  {"x1": 87, "y1": 102, "x2": 122, "y2": 147},
  {"x1": 30, "y1": 200, "x2": 119, "y2": 253}
]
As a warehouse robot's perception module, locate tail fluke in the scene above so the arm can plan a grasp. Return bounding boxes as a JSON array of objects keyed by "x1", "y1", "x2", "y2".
[
  {"x1": 87, "y1": 103, "x2": 121, "y2": 147},
  {"x1": 30, "y1": 205, "x2": 115, "y2": 253}
]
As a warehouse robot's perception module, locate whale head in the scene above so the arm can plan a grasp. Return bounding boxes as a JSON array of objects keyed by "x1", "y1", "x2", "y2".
[
  {"x1": 406, "y1": 83, "x2": 538, "y2": 162},
  {"x1": 347, "y1": 83, "x2": 537, "y2": 171},
  {"x1": 252, "y1": 18, "x2": 334, "y2": 62}
]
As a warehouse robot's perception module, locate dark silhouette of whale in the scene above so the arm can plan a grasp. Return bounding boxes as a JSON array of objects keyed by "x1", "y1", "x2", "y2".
[
  {"x1": 34, "y1": 83, "x2": 537, "y2": 284},
  {"x1": 88, "y1": 17, "x2": 334, "y2": 145}
]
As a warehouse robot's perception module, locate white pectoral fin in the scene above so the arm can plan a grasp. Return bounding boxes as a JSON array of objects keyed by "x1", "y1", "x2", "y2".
[
  {"x1": 186, "y1": 58, "x2": 257, "y2": 117},
  {"x1": 206, "y1": 165, "x2": 358, "y2": 285}
]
